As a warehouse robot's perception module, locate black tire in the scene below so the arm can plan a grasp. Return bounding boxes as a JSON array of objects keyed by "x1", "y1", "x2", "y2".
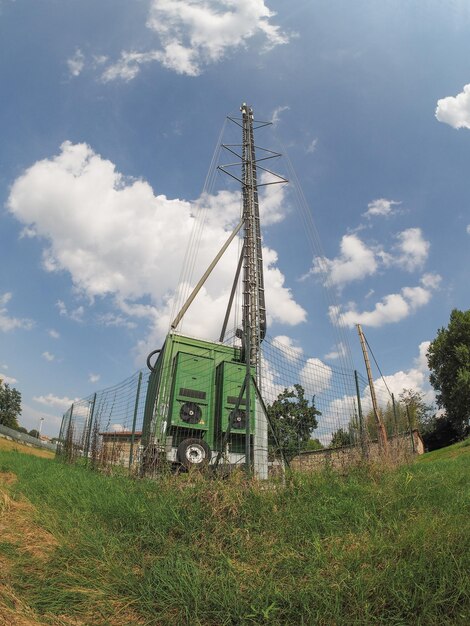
[
  {"x1": 146, "y1": 348, "x2": 161, "y2": 372},
  {"x1": 176, "y1": 438, "x2": 211, "y2": 468}
]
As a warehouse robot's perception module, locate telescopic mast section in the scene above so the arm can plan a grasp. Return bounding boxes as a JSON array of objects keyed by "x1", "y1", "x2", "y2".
[{"x1": 241, "y1": 103, "x2": 266, "y2": 377}]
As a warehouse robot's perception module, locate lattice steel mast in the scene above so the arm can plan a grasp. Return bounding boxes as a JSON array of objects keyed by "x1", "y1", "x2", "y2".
[{"x1": 241, "y1": 103, "x2": 267, "y2": 375}]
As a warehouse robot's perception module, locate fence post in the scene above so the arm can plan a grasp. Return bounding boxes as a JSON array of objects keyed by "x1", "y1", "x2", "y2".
[
  {"x1": 129, "y1": 372, "x2": 143, "y2": 471},
  {"x1": 64, "y1": 403, "x2": 74, "y2": 463},
  {"x1": 57, "y1": 413, "x2": 66, "y2": 457},
  {"x1": 354, "y1": 370, "x2": 367, "y2": 458},
  {"x1": 391, "y1": 393, "x2": 399, "y2": 436},
  {"x1": 406, "y1": 405, "x2": 416, "y2": 453},
  {"x1": 83, "y1": 393, "x2": 97, "y2": 466}
]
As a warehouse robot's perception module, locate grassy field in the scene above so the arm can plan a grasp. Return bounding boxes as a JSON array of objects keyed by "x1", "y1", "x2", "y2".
[
  {"x1": 0, "y1": 436, "x2": 55, "y2": 459},
  {"x1": 0, "y1": 441, "x2": 469, "y2": 626}
]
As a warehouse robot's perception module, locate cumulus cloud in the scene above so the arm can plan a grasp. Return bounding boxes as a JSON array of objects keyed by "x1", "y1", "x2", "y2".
[
  {"x1": 299, "y1": 358, "x2": 333, "y2": 395},
  {"x1": 48, "y1": 329, "x2": 60, "y2": 339},
  {"x1": 272, "y1": 335, "x2": 303, "y2": 362},
  {"x1": 435, "y1": 84, "x2": 470, "y2": 129},
  {"x1": 304, "y1": 223, "x2": 430, "y2": 290},
  {"x1": 102, "y1": 0, "x2": 290, "y2": 80},
  {"x1": 420, "y1": 273, "x2": 442, "y2": 290},
  {"x1": 0, "y1": 371, "x2": 18, "y2": 385},
  {"x1": 305, "y1": 234, "x2": 377, "y2": 288},
  {"x1": 89, "y1": 373, "x2": 100, "y2": 384},
  {"x1": 363, "y1": 198, "x2": 401, "y2": 218},
  {"x1": 0, "y1": 293, "x2": 34, "y2": 332},
  {"x1": 324, "y1": 342, "x2": 346, "y2": 361},
  {"x1": 368, "y1": 341, "x2": 434, "y2": 406},
  {"x1": 391, "y1": 228, "x2": 430, "y2": 272},
  {"x1": 67, "y1": 49, "x2": 85, "y2": 77},
  {"x1": 331, "y1": 275, "x2": 440, "y2": 328},
  {"x1": 8, "y1": 141, "x2": 305, "y2": 350},
  {"x1": 42, "y1": 352, "x2": 55, "y2": 362},
  {"x1": 33, "y1": 393, "x2": 78, "y2": 410},
  {"x1": 467, "y1": 225, "x2": 470, "y2": 234}
]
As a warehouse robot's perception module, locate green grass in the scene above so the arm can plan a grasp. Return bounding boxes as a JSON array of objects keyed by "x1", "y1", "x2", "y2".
[{"x1": 0, "y1": 442, "x2": 469, "y2": 625}]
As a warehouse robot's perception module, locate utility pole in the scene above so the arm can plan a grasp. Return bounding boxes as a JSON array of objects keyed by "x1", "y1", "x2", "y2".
[{"x1": 356, "y1": 324, "x2": 389, "y2": 453}]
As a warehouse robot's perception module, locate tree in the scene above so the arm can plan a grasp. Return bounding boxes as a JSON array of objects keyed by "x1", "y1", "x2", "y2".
[
  {"x1": 399, "y1": 389, "x2": 433, "y2": 431},
  {"x1": 427, "y1": 309, "x2": 470, "y2": 439},
  {"x1": 267, "y1": 384, "x2": 321, "y2": 461},
  {"x1": 329, "y1": 427, "x2": 353, "y2": 448},
  {"x1": 305, "y1": 438, "x2": 324, "y2": 451},
  {"x1": 0, "y1": 381, "x2": 21, "y2": 429},
  {"x1": 28, "y1": 429, "x2": 40, "y2": 438}
]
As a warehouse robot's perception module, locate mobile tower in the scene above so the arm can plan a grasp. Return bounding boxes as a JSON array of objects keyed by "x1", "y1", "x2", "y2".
[{"x1": 140, "y1": 104, "x2": 286, "y2": 477}]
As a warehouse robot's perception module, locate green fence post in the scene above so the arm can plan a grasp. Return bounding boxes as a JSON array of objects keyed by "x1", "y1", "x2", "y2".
[
  {"x1": 406, "y1": 405, "x2": 416, "y2": 453},
  {"x1": 64, "y1": 404, "x2": 74, "y2": 463},
  {"x1": 57, "y1": 413, "x2": 66, "y2": 457},
  {"x1": 83, "y1": 393, "x2": 97, "y2": 466},
  {"x1": 391, "y1": 393, "x2": 399, "y2": 436},
  {"x1": 129, "y1": 372, "x2": 143, "y2": 471}
]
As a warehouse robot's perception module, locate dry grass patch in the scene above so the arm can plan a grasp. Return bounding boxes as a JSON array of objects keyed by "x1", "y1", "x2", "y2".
[
  {"x1": 0, "y1": 473, "x2": 58, "y2": 561},
  {"x1": 0, "y1": 438, "x2": 55, "y2": 460}
]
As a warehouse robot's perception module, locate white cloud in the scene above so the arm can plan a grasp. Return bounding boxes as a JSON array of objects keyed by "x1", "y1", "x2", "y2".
[
  {"x1": 0, "y1": 372, "x2": 18, "y2": 385},
  {"x1": 0, "y1": 292, "x2": 34, "y2": 332},
  {"x1": 33, "y1": 393, "x2": 78, "y2": 410},
  {"x1": 67, "y1": 48, "x2": 85, "y2": 77},
  {"x1": 332, "y1": 276, "x2": 439, "y2": 328},
  {"x1": 89, "y1": 373, "x2": 100, "y2": 384},
  {"x1": 271, "y1": 105, "x2": 289, "y2": 126},
  {"x1": 96, "y1": 312, "x2": 137, "y2": 329},
  {"x1": 102, "y1": 0, "x2": 290, "y2": 80},
  {"x1": 363, "y1": 198, "x2": 401, "y2": 218},
  {"x1": 306, "y1": 138, "x2": 318, "y2": 154},
  {"x1": 304, "y1": 224, "x2": 430, "y2": 290},
  {"x1": 299, "y1": 358, "x2": 333, "y2": 395},
  {"x1": 305, "y1": 234, "x2": 377, "y2": 288},
  {"x1": 19, "y1": 403, "x2": 63, "y2": 436},
  {"x1": 102, "y1": 50, "x2": 162, "y2": 82},
  {"x1": 8, "y1": 141, "x2": 305, "y2": 350},
  {"x1": 420, "y1": 272, "x2": 442, "y2": 290},
  {"x1": 48, "y1": 329, "x2": 60, "y2": 339},
  {"x1": 368, "y1": 341, "x2": 434, "y2": 407},
  {"x1": 324, "y1": 342, "x2": 346, "y2": 361},
  {"x1": 467, "y1": 225, "x2": 470, "y2": 235},
  {"x1": 258, "y1": 173, "x2": 289, "y2": 225},
  {"x1": 272, "y1": 335, "x2": 303, "y2": 362},
  {"x1": 56, "y1": 300, "x2": 84, "y2": 322},
  {"x1": 391, "y1": 228, "x2": 430, "y2": 272},
  {"x1": 435, "y1": 84, "x2": 470, "y2": 129},
  {"x1": 42, "y1": 351, "x2": 55, "y2": 362}
]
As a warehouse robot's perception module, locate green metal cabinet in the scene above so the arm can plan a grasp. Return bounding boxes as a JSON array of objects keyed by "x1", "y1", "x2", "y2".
[{"x1": 142, "y1": 332, "x2": 255, "y2": 465}]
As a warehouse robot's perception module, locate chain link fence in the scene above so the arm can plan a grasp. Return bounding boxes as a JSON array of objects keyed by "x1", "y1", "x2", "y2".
[{"x1": 56, "y1": 335, "x2": 423, "y2": 476}]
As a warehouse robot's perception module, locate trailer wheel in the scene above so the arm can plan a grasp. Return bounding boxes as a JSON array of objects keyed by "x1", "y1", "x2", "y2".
[{"x1": 177, "y1": 438, "x2": 211, "y2": 468}]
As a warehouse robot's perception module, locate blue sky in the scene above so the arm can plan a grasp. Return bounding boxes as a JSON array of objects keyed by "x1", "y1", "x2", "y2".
[{"x1": 1, "y1": 0, "x2": 469, "y2": 437}]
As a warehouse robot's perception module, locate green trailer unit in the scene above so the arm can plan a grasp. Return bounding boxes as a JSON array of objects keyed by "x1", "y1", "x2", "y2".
[{"x1": 142, "y1": 332, "x2": 255, "y2": 469}]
